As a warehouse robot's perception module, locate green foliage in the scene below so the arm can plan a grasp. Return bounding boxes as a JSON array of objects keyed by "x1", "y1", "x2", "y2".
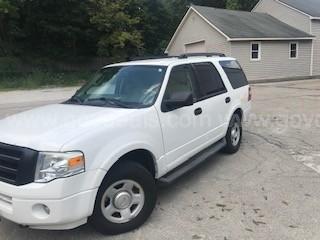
[
  {"x1": 238, "y1": 0, "x2": 259, "y2": 11},
  {"x1": 226, "y1": 0, "x2": 259, "y2": 10},
  {"x1": 0, "y1": 57, "x2": 20, "y2": 72},
  {"x1": 89, "y1": 0, "x2": 144, "y2": 57},
  {"x1": 0, "y1": 0, "x2": 17, "y2": 15},
  {"x1": 226, "y1": 0, "x2": 240, "y2": 10},
  {"x1": 0, "y1": 71, "x2": 91, "y2": 90},
  {"x1": 0, "y1": 0, "x2": 20, "y2": 56},
  {"x1": 0, "y1": 0, "x2": 259, "y2": 59}
]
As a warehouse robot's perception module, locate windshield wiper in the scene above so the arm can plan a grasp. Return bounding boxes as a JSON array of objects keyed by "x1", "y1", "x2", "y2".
[
  {"x1": 65, "y1": 95, "x2": 83, "y2": 104},
  {"x1": 85, "y1": 97, "x2": 131, "y2": 108}
]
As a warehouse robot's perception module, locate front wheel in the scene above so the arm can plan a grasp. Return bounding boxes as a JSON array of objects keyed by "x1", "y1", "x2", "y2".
[
  {"x1": 223, "y1": 114, "x2": 242, "y2": 154},
  {"x1": 90, "y1": 161, "x2": 157, "y2": 235}
]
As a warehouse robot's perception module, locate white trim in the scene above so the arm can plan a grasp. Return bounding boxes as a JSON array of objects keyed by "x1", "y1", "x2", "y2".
[
  {"x1": 184, "y1": 40, "x2": 206, "y2": 53},
  {"x1": 250, "y1": 42, "x2": 261, "y2": 61},
  {"x1": 229, "y1": 37, "x2": 314, "y2": 41},
  {"x1": 276, "y1": 0, "x2": 313, "y2": 18},
  {"x1": 184, "y1": 39, "x2": 206, "y2": 45},
  {"x1": 289, "y1": 42, "x2": 299, "y2": 59},
  {"x1": 311, "y1": 17, "x2": 320, "y2": 20},
  {"x1": 165, "y1": 7, "x2": 230, "y2": 54},
  {"x1": 252, "y1": 0, "x2": 264, "y2": 12},
  {"x1": 310, "y1": 21, "x2": 314, "y2": 76}
]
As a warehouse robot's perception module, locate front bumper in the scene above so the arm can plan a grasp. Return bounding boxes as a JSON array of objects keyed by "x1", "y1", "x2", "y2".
[
  {"x1": 0, "y1": 189, "x2": 97, "y2": 230},
  {"x1": 0, "y1": 169, "x2": 106, "y2": 230}
]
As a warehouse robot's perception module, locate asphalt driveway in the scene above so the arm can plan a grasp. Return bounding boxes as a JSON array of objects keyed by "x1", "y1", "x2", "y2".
[{"x1": 0, "y1": 79, "x2": 320, "y2": 240}]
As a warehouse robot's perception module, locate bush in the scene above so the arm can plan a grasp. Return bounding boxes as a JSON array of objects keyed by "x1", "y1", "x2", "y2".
[
  {"x1": 0, "y1": 71, "x2": 91, "y2": 90},
  {"x1": 0, "y1": 57, "x2": 21, "y2": 72}
]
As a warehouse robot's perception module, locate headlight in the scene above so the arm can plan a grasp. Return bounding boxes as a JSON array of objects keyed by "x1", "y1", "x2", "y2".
[{"x1": 35, "y1": 151, "x2": 85, "y2": 183}]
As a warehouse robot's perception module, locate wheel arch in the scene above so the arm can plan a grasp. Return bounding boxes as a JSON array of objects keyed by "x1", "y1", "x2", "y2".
[
  {"x1": 99, "y1": 146, "x2": 158, "y2": 182},
  {"x1": 233, "y1": 108, "x2": 243, "y2": 121},
  {"x1": 111, "y1": 149, "x2": 157, "y2": 178},
  {"x1": 227, "y1": 106, "x2": 244, "y2": 124}
]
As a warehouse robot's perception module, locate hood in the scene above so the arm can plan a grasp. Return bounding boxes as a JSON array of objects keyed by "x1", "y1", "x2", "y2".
[{"x1": 0, "y1": 104, "x2": 137, "y2": 151}]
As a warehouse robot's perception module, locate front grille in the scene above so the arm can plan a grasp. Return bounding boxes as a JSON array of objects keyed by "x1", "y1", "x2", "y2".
[{"x1": 0, "y1": 142, "x2": 38, "y2": 186}]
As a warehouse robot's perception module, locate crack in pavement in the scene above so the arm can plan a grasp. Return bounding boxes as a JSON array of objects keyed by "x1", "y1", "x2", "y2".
[
  {"x1": 244, "y1": 130, "x2": 287, "y2": 149},
  {"x1": 244, "y1": 130, "x2": 320, "y2": 178}
]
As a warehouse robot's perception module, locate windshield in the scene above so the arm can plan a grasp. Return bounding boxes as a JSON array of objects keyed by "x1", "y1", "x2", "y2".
[{"x1": 66, "y1": 65, "x2": 167, "y2": 108}]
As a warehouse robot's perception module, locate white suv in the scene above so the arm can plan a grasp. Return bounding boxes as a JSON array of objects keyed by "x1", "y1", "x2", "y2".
[{"x1": 0, "y1": 54, "x2": 251, "y2": 234}]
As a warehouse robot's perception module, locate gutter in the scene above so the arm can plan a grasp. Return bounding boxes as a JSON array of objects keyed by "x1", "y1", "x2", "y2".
[{"x1": 228, "y1": 37, "x2": 315, "y2": 41}]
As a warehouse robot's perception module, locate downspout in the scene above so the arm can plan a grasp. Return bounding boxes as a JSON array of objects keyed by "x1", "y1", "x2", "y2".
[{"x1": 310, "y1": 19, "x2": 314, "y2": 76}]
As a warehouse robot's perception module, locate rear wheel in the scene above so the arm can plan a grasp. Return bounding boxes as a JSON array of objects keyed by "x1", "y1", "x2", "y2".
[
  {"x1": 90, "y1": 161, "x2": 157, "y2": 235},
  {"x1": 223, "y1": 114, "x2": 242, "y2": 154}
]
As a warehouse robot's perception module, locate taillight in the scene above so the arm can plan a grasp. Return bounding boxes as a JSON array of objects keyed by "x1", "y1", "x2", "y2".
[{"x1": 248, "y1": 86, "x2": 252, "y2": 101}]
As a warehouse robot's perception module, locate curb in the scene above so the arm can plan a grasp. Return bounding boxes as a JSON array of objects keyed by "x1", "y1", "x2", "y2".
[{"x1": 250, "y1": 75, "x2": 320, "y2": 84}]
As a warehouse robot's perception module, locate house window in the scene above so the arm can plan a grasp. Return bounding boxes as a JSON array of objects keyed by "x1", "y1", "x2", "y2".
[
  {"x1": 289, "y1": 42, "x2": 298, "y2": 59},
  {"x1": 251, "y1": 42, "x2": 261, "y2": 61}
]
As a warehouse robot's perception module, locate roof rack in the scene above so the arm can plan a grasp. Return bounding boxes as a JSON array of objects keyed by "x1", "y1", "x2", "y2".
[
  {"x1": 127, "y1": 52, "x2": 225, "y2": 61},
  {"x1": 128, "y1": 55, "x2": 177, "y2": 61},
  {"x1": 178, "y1": 52, "x2": 225, "y2": 59}
]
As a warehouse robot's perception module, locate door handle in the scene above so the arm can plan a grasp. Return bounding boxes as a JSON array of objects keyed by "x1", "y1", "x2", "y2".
[
  {"x1": 225, "y1": 97, "x2": 231, "y2": 104},
  {"x1": 194, "y1": 108, "x2": 202, "y2": 116}
]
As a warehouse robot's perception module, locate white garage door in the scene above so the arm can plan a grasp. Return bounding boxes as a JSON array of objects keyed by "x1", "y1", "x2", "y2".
[{"x1": 185, "y1": 41, "x2": 206, "y2": 53}]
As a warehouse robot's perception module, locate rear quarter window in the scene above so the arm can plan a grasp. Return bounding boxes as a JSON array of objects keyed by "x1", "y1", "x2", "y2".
[{"x1": 220, "y1": 61, "x2": 248, "y2": 89}]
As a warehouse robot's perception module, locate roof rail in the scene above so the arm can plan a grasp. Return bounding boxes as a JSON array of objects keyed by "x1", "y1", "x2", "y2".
[
  {"x1": 129, "y1": 55, "x2": 178, "y2": 61},
  {"x1": 178, "y1": 52, "x2": 225, "y2": 59}
]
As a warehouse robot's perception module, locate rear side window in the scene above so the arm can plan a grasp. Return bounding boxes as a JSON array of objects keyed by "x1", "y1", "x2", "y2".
[
  {"x1": 193, "y1": 62, "x2": 227, "y2": 99},
  {"x1": 220, "y1": 60, "x2": 248, "y2": 89}
]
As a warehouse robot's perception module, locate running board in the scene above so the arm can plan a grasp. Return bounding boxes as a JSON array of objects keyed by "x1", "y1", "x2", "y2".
[{"x1": 158, "y1": 138, "x2": 226, "y2": 186}]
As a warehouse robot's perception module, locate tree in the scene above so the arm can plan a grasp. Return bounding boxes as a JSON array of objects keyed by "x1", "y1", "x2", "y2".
[
  {"x1": 89, "y1": 0, "x2": 144, "y2": 58},
  {"x1": 0, "y1": 0, "x2": 260, "y2": 59},
  {"x1": 226, "y1": 0, "x2": 240, "y2": 10},
  {"x1": 238, "y1": 0, "x2": 259, "y2": 11},
  {"x1": 0, "y1": 0, "x2": 20, "y2": 56},
  {"x1": 17, "y1": 0, "x2": 96, "y2": 57},
  {"x1": 138, "y1": 0, "x2": 173, "y2": 55},
  {"x1": 226, "y1": 0, "x2": 259, "y2": 10}
]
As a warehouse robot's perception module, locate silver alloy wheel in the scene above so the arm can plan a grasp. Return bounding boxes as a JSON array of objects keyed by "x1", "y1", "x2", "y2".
[
  {"x1": 231, "y1": 122, "x2": 241, "y2": 146},
  {"x1": 101, "y1": 180, "x2": 145, "y2": 224}
]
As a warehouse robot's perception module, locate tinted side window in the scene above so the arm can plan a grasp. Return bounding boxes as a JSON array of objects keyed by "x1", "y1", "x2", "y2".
[
  {"x1": 193, "y1": 62, "x2": 226, "y2": 98},
  {"x1": 220, "y1": 60, "x2": 248, "y2": 89},
  {"x1": 163, "y1": 65, "x2": 194, "y2": 101}
]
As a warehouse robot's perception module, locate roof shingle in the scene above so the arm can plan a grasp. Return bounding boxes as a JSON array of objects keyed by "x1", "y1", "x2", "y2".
[
  {"x1": 192, "y1": 5, "x2": 313, "y2": 40},
  {"x1": 279, "y1": 0, "x2": 320, "y2": 18}
]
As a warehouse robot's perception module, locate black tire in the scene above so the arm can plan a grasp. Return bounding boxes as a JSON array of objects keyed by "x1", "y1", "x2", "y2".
[
  {"x1": 223, "y1": 114, "x2": 242, "y2": 154},
  {"x1": 89, "y1": 161, "x2": 157, "y2": 235}
]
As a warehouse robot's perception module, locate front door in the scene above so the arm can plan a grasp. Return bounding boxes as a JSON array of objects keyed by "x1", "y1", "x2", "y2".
[{"x1": 157, "y1": 64, "x2": 204, "y2": 171}]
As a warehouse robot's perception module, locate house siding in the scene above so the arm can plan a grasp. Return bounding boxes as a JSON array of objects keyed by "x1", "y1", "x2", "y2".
[
  {"x1": 166, "y1": 10, "x2": 231, "y2": 56},
  {"x1": 253, "y1": 0, "x2": 311, "y2": 33},
  {"x1": 231, "y1": 40, "x2": 312, "y2": 80},
  {"x1": 312, "y1": 20, "x2": 320, "y2": 76}
]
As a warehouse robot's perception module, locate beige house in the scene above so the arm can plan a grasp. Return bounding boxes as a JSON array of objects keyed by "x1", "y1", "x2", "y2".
[
  {"x1": 165, "y1": 1, "x2": 320, "y2": 81},
  {"x1": 253, "y1": 0, "x2": 320, "y2": 77}
]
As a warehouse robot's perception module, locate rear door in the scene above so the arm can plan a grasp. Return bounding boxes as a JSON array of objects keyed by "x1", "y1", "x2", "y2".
[{"x1": 191, "y1": 62, "x2": 231, "y2": 142}]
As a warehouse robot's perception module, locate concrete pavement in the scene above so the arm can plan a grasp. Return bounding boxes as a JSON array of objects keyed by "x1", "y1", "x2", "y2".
[{"x1": 0, "y1": 80, "x2": 320, "y2": 240}]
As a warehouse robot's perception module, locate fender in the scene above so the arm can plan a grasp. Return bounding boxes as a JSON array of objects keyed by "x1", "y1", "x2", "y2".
[{"x1": 94, "y1": 142, "x2": 161, "y2": 178}]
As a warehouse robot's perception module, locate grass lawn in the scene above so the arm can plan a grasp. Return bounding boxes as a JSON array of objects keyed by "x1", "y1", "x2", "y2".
[{"x1": 0, "y1": 71, "x2": 92, "y2": 91}]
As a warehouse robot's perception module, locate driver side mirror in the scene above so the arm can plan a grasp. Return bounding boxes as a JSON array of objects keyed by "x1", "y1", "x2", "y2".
[{"x1": 162, "y1": 91, "x2": 194, "y2": 112}]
